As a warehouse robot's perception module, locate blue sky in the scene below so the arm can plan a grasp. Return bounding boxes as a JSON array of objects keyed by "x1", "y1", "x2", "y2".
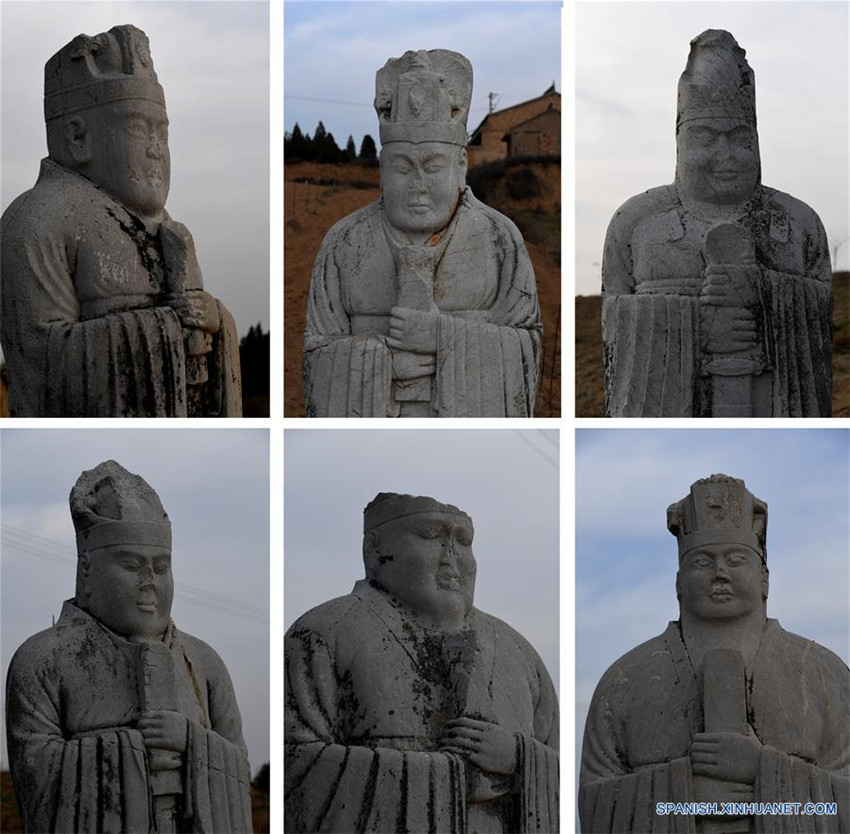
[
  {"x1": 284, "y1": 1, "x2": 561, "y2": 152},
  {"x1": 1, "y1": 429, "x2": 270, "y2": 774},
  {"x1": 576, "y1": 428, "x2": 850, "y2": 774}
]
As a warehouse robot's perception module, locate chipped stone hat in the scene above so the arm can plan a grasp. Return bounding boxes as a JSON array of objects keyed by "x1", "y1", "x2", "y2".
[
  {"x1": 364, "y1": 492, "x2": 473, "y2": 532},
  {"x1": 44, "y1": 24, "x2": 165, "y2": 122},
  {"x1": 374, "y1": 49, "x2": 472, "y2": 146},
  {"x1": 667, "y1": 474, "x2": 767, "y2": 561},
  {"x1": 676, "y1": 29, "x2": 756, "y2": 128},
  {"x1": 71, "y1": 460, "x2": 172, "y2": 553}
]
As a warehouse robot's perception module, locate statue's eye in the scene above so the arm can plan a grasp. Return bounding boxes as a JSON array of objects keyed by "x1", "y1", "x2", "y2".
[
  {"x1": 692, "y1": 557, "x2": 713, "y2": 568},
  {"x1": 153, "y1": 561, "x2": 170, "y2": 574},
  {"x1": 417, "y1": 528, "x2": 440, "y2": 540},
  {"x1": 726, "y1": 553, "x2": 746, "y2": 566},
  {"x1": 423, "y1": 161, "x2": 445, "y2": 174},
  {"x1": 690, "y1": 127, "x2": 715, "y2": 146},
  {"x1": 122, "y1": 560, "x2": 141, "y2": 572}
]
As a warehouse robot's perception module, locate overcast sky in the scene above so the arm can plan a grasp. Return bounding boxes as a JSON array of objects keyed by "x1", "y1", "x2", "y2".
[
  {"x1": 284, "y1": 429, "x2": 560, "y2": 693},
  {"x1": 576, "y1": 428, "x2": 850, "y2": 780},
  {"x1": 0, "y1": 428, "x2": 269, "y2": 775},
  {"x1": 576, "y1": 2, "x2": 850, "y2": 294},
  {"x1": 284, "y1": 1, "x2": 561, "y2": 153},
  {"x1": 0, "y1": 1, "x2": 269, "y2": 341}
]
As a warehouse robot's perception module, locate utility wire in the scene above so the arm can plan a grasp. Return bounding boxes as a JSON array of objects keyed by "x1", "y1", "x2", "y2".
[{"x1": 1, "y1": 524, "x2": 268, "y2": 624}]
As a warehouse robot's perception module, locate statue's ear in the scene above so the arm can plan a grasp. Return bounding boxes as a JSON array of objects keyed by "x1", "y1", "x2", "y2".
[
  {"x1": 65, "y1": 116, "x2": 92, "y2": 166},
  {"x1": 458, "y1": 147, "x2": 468, "y2": 178},
  {"x1": 362, "y1": 530, "x2": 378, "y2": 577},
  {"x1": 675, "y1": 571, "x2": 682, "y2": 602},
  {"x1": 761, "y1": 562, "x2": 769, "y2": 601},
  {"x1": 78, "y1": 553, "x2": 92, "y2": 597}
]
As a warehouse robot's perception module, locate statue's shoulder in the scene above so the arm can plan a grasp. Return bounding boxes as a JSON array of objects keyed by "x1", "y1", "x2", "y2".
[
  {"x1": 174, "y1": 629, "x2": 232, "y2": 674},
  {"x1": 763, "y1": 619, "x2": 850, "y2": 678},
  {"x1": 606, "y1": 184, "x2": 678, "y2": 240},
  {"x1": 1, "y1": 161, "x2": 102, "y2": 239},
  {"x1": 285, "y1": 593, "x2": 364, "y2": 641},
  {"x1": 7, "y1": 610, "x2": 90, "y2": 677},
  {"x1": 319, "y1": 200, "x2": 384, "y2": 249},
  {"x1": 593, "y1": 627, "x2": 675, "y2": 691},
  {"x1": 461, "y1": 190, "x2": 525, "y2": 245},
  {"x1": 758, "y1": 186, "x2": 826, "y2": 233}
]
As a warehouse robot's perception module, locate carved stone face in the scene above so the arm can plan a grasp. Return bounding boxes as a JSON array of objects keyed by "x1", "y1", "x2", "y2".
[
  {"x1": 677, "y1": 541, "x2": 766, "y2": 621},
  {"x1": 83, "y1": 99, "x2": 171, "y2": 219},
  {"x1": 381, "y1": 142, "x2": 466, "y2": 236},
  {"x1": 367, "y1": 510, "x2": 477, "y2": 624},
  {"x1": 676, "y1": 117, "x2": 759, "y2": 205},
  {"x1": 80, "y1": 544, "x2": 174, "y2": 640}
]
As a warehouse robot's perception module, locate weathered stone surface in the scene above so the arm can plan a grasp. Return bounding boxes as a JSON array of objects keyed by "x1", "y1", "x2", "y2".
[
  {"x1": 602, "y1": 30, "x2": 832, "y2": 417},
  {"x1": 285, "y1": 493, "x2": 559, "y2": 832},
  {"x1": 5, "y1": 460, "x2": 253, "y2": 833},
  {"x1": 0, "y1": 25, "x2": 242, "y2": 417},
  {"x1": 579, "y1": 474, "x2": 850, "y2": 832},
  {"x1": 303, "y1": 50, "x2": 542, "y2": 417}
]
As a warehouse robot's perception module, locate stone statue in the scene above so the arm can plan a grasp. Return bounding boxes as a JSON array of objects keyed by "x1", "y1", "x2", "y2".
[
  {"x1": 0, "y1": 25, "x2": 242, "y2": 417},
  {"x1": 285, "y1": 493, "x2": 559, "y2": 832},
  {"x1": 303, "y1": 50, "x2": 542, "y2": 417},
  {"x1": 579, "y1": 474, "x2": 849, "y2": 833},
  {"x1": 602, "y1": 30, "x2": 832, "y2": 417},
  {"x1": 5, "y1": 461, "x2": 253, "y2": 833}
]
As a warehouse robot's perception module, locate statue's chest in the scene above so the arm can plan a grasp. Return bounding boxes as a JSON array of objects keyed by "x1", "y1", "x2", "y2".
[
  {"x1": 631, "y1": 208, "x2": 810, "y2": 288},
  {"x1": 340, "y1": 235, "x2": 500, "y2": 316},
  {"x1": 72, "y1": 210, "x2": 166, "y2": 311}
]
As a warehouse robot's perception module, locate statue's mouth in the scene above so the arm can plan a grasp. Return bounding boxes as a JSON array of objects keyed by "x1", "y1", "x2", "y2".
[
  {"x1": 436, "y1": 571, "x2": 462, "y2": 589},
  {"x1": 709, "y1": 585, "x2": 733, "y2": 599},
  {"x1": 712, "y1": 171, "x2": 739, "y2": 182},
  {"x1": 137, "y1": 598, "x2": 158, "y2": 612}
]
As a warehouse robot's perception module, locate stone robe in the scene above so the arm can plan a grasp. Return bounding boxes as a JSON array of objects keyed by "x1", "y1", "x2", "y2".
[
  {"x1": 5, "y1": 600, "x2": 253, "y2": 833},
  {"x1": 602, "y1": 183, "x2": 832, "y2": 417},
  {"x1": 285, "y1": 580, "x2": 559, "y2": 833},
  {"x1": 303, "y1": 188, "x2": 542, "y2": 417},
  {"x1": 579, "y1": 620, "x2": 850, "y2": 833},
  {"x1": 0, "y1": 159, "x2": 242, "y2": 417}
]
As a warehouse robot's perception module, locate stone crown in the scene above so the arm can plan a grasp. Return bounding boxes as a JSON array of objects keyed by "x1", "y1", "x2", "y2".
[
  {"x1": 374, "y1": 49, "x2": 472, "y2": 146},
  {"x1": 667, "y1": 473, "x2": 767, "y2": 561},
  {"x1": 71, "y1": 460, "x2": 171, "y2": 553},
  {"x1": 44, "y1": 24, "x2": 165, "y2": 122},
  {"x1": 677, "y1": 29, "x2": 756, "y2": 128},
  {"x1": 364, "y1": 492, "x2": 472, "y2": 532}
]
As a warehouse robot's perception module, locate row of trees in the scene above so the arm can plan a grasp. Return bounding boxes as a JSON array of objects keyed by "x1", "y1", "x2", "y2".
[{"x1": 285, "y1": 122, "x2": 377, "y2": 164}]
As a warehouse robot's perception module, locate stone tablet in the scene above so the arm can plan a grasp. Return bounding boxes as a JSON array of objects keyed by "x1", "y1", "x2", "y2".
[
  {"x1": 303, "y1": 50, "x2": 542, "y2": 417},
  {"x1": 5, "y1": 460, "x2": 253, "y2": 833},
  {"x1": 602, "y1": 30, "x2": 832, "y2": 417},
  {"x1": 285, "y1": 492, "x2": 559, "y2": 831},
  {"x1": 0, "y1": 25, "x2": 242, "y2": 417},
  {"x1": 579, "y1": 474, "x2": 850, "y2": 833}
]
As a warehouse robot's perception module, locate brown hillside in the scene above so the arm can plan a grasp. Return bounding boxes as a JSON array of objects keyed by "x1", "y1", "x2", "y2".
[
  {"x1": 575, "y1": 272, "x2": 850, "y2": 417},
  {"x1": 285, "y1": 160, "x2": 561, "y2": 416}
]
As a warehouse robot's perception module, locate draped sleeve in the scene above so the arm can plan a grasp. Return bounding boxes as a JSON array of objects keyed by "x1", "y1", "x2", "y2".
[{"x1": 284, "y1": 616, "x2": 467, "y2": 833}]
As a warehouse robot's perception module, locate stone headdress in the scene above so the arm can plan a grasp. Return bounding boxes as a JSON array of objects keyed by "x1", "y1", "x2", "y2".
[
  {"x1": 676, "y1": 29, "x2": 756, "y2": 129},
  {"x1": 364, "y1": 492, "x2": 473, "y2": 532},
  {"x1": 44, "y1": 24, "x2": 165, "y2": 123},
  {"x1": 667, "y1": 474, "x2": 767, "y2": 562},
  {"x1": 71, "y1": 460, "x2": 171, "y2": 553},
  {"x1": 374, "y1": 49, "x2": 472, "y2": 146}
]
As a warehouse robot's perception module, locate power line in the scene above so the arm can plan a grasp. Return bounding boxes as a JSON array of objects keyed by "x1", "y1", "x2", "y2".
[
  {"x1": 285, "y1": 94, "x2": 373, "y2": 108},
  {"x1": 1, "y1": 524, "x2": 268, "y2": 624}
]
